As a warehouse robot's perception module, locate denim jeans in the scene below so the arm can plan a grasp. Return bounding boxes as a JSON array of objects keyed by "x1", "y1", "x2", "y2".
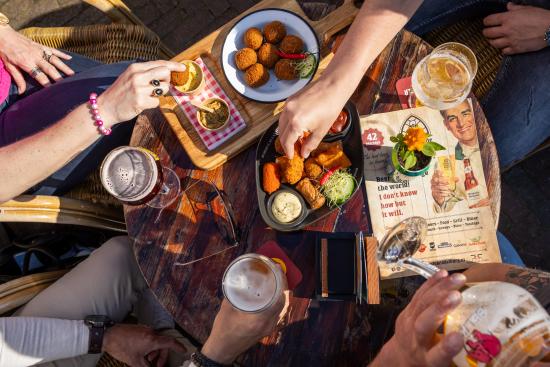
[
  {"x1": 0, "y1": 53, "x2": 134, "y2": 195},
  {"x1": 406, "y1": 0, "x2": 550, "y2": 169}
]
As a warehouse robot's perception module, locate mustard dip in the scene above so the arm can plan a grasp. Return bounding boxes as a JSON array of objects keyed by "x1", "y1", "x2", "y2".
[
  {"x1": 180, "y1": 61, "x2": 202, "y2": 92},
  {"x1": 271, "y1": 191, "x2": 302, "y2": 223}
]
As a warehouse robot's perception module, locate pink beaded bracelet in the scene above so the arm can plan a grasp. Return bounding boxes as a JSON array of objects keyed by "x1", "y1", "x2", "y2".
[{"x1": 89, "y1": 93, "x2": 111, "y2": 136}]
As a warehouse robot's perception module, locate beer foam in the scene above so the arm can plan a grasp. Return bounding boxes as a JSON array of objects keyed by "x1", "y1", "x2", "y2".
[
  {"x1": 223, "y1": 257, "x2": 277, "y2": 312},
  {"x1": 100, "y1": 147, "x2": 158, "y2": 202}
]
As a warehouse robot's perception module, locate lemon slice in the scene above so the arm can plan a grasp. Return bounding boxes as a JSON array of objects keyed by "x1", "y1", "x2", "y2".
[
  {"x1": 271, "y1": 257, "x2": 287, "y2": 274},
  {"x1": 445, "y1": 60, "x2": 467, "y2": 85}
]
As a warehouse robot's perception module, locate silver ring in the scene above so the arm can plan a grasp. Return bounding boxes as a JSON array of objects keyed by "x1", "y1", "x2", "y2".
[
  {"x1": 151, "y1": 79, "x2": 161, "y2": 87},
  {"x1": 42, "y1": 50, "x2": 53, "y2": 63},
  {"x1": 152, "y1": 88, "x2": 164, "y2": 97},
  {"x1": 30, "y1": 67, "x2": 43, "y2": 78}
]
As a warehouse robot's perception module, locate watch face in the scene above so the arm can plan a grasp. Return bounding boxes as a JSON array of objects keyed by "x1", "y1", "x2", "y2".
[{"x1": 85, "y1": 315, "x2": 111, "y2": 327}]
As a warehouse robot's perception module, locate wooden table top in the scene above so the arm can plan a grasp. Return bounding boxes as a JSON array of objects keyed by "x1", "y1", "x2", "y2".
[{"x1": 124, "y1": 24, "x2": 501, "y2": 367}]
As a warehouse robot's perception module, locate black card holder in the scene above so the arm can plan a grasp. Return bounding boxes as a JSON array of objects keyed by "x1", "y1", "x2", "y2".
[{"x1": 315, "y1": 232, "x2": 360, "y2": 301}]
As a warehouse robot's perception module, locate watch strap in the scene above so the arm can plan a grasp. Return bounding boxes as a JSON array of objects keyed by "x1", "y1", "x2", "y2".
[
  {"x1": 88, "y1": 325, "x2": 105, "y2": 354},
  {"x1": 191, "y1": 351, "x2": 232, "y2": 367}
]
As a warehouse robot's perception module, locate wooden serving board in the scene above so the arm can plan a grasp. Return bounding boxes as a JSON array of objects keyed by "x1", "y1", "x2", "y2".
[{"x1": 159, "y1": 0, "x2": 359, "y2": 170}]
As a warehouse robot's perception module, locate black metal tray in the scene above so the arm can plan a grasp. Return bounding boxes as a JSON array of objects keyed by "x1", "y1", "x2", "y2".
[{"x1": 255, "y1": 101, "x2": 364, "y2": 232}]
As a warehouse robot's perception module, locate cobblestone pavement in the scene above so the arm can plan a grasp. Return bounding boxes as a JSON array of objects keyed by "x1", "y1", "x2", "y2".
[
  {"x1": 2, "y1": 0, "x2": 549, "y2": 271},
  {"x1": 1, "y1": 0, "x2": 260, "y2": 52}
]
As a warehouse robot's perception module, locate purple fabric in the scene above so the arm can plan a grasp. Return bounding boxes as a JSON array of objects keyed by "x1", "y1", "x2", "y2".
[{"x1": 0, "y1": 60, "x2": 11, "y2": 104}]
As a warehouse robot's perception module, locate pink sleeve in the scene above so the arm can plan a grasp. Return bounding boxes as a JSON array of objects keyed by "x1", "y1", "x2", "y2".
[{"x1": 0, "y1": 60, "x2": 12, "y2": 104}]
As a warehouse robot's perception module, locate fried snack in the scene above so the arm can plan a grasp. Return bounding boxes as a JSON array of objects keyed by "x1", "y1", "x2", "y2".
[
  {"x1": 262, "y1": 162, "x2": 281, "y2": 194},
  {"x1": 304, "y1": 158, "x2": 322, "y2": 180},
  {"x1": 274, "y1": 59, "x2": 297, "y2": 80},
  {"x1": 296, "y1": 178, "x2": 326, "y2": 210},
  {"x1": 263, "y1": 21, "x2": 286, "y2": 44},
  {"x1": 170, "y1": 68, "x2": 189, "y2": 86},
  {"x1": 280, "y1": 35, "x2": 304, "y2": 54},
  {"x1": 257, "y1": 43, "x2": 280, "y2": 69},
  {"x1": 245, "y1": 63, "x2": 270, "y2": 88},
  {"x1": 235, "y1": 48, "x2": 257, "y2": 71},
  {"x1": 312, "y1": 141, "x2": 352, "y2": 169},
  {"x1": 244, "y1": 27, "x2": 263, "y2": 50},
  {"x1": 276, "y1": 155, "x2": 304, "y2": 185}
]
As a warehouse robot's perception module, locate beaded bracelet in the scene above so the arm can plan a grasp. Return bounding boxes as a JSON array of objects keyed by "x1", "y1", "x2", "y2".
[{"x1": 89, "y1": 93, "x2": 111, "y2": 136}]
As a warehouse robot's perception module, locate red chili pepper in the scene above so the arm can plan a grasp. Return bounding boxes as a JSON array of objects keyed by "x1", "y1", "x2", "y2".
[
  {"x1": 275, "y1": 50, "x2": 307, "y2": 59},
  {"x1": 320, "y1": 167, "x2": 340, "y2": 186}
]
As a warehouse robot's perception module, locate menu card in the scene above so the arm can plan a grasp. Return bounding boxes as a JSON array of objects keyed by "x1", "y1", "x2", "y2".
[{"x1": 360, "y1": 102, "x2": 501, "y2": 279}]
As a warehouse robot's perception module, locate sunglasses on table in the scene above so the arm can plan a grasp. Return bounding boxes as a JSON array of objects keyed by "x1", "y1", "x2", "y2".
[{"x1": 174, "y1": 179, "x2": 241, "y2": 267}]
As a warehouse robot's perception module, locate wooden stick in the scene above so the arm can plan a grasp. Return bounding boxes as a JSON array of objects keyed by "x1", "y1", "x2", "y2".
[
  {"x1": 321, "y1": 238, "x2": 328, "y2": 298},
  {"x1": 365, "y1": 236, "x2": 381, "y2": 304},
  {"x1": 190, "y1": 100, "x2": 214, "y2": 113}
]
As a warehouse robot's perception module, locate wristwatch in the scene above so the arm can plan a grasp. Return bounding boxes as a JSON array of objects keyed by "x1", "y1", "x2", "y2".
[
  {"x1": 191, "y1": 351, "x2": 232, "y2": 367},
  {"x1": 544, "y1": 26, "x2": 550, "y2": 47},
  {"x1": 0, "y1": 12, "x2": 9, "y2": 26},
  {"x1": 84, "y1": 315, "x2": 115, "y2": 354}
]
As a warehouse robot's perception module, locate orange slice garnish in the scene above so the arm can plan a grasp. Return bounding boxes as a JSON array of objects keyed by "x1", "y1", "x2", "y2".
[{"x1": 271, "y1": 257, "x2": 287, "y2": 274}]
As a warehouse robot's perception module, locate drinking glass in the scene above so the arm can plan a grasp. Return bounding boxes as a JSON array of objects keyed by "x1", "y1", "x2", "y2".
[
  {"x1": 222, "y1": 253, "x2": 287, "y2": 313},
  {"x1": 412, "y1": 42, "x2": 477, "y2": 110},
  {"x1": 100, "y1": 146, "x2": 180, "y2": 209}
]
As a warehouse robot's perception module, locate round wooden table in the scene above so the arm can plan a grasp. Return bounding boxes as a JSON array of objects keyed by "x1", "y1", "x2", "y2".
[{"x1": 124, "y1": 30, "x2": 501, "y2": 367}]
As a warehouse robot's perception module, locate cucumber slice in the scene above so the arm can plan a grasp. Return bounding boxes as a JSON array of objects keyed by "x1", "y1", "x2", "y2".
[
  {"x1": 298, "y1": 54, "x2": 317, "y2": 79},
  {"x1": 321, "y1": 170, "x2": 356, "y2": 207}
]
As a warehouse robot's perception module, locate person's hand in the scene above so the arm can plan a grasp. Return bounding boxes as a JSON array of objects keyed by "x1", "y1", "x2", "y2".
[
  {"x1": 201, "y1": 293, "x2": 290, "y2": 365},
  {"x1": 0, "y1": 25, "x2": 74, "y2": 94},
  {"x1": 102, "y1": 324, "x2": 187, "y2": 367},
  {"x1": 431, "y1": 170, "x2": 457, "y2": 206},
  {"x1": 370, "y1": 271, "x2": 466, "y2": 367},
  {"x1": 483, "y1": 2, "x2": 550, "y2": 55},
  {"x1": 278, "y1": 77, "x2": 347, "y2": 158},
  {"x1": 97, "y1": 60, "x2": 186, "y2": 127}
]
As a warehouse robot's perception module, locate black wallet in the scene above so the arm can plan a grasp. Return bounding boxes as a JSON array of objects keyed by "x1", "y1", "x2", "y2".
[{"x1": 315, "y1": 232, "x2": 368, "y2": 303}]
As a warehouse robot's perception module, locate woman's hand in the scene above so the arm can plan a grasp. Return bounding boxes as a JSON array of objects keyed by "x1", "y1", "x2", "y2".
[
  {"x1": 0, "y1": 25, "x2": 74, "y2": 94},
  {"x1": 483, "y1": 2, "x2": 550, "y2": 55},
  {"x1": 97, "y1": 60, "x2": 186, "y2": 127},
  {"x1": 278, "y1": 76, "x2": 347, "y2": 158}
]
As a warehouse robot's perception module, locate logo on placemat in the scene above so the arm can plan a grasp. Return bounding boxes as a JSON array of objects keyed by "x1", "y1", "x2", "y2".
[{"x1": 362, "y1": 128, "x2": 383, "y2": 151}]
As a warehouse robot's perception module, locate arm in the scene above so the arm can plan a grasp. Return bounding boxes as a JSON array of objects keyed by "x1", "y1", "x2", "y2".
[
  {"x1": 0, "y1": 317, "x2": 88, "y2": 367},
  {"x1": 197, "y1": 294, "x2": 288, "y2": 365},
  {"x1": 0, "y1": 60, "x2": 186, "y2": 202},
  {"x1": 279, "y1": 0, "x2": 423, "y2": 158},
  {"x1": 0, "y1": 103, "x2": 102, "y2": 202},
  {"x1": 369, "y1": 271, "x2": 465, "y2": 367}
]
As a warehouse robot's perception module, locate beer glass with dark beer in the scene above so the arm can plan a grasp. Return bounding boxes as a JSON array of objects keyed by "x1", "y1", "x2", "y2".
[{"x1": 100, "y1": 146, "x2": 180, "y2": 208}]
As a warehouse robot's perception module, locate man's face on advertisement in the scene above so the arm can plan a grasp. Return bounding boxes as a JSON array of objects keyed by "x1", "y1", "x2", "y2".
[{"x1": 442, "y1": 101, "x2": 477, "y2": 147}]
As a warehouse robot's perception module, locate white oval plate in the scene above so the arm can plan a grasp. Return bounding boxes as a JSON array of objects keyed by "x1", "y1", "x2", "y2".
[{"x1": 221, "y1": 8, "x2": 320, "y2": 103}]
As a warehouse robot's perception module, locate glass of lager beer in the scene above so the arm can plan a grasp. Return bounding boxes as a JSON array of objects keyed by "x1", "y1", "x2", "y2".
[
  {"x1": 412, "y1": 42, "x2": 477, "y2": 110},
  {"x1": 100, "y1": 146, "x2": 180, "y2": 208},
  {"x1": 222, "y1": 254, "x2": 287, "y2": 313}
]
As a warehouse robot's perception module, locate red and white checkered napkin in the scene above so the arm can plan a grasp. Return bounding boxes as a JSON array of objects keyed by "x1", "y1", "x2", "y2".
[{"x1": 170, "y1": 57, "x2": 246, "y2": 151}]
